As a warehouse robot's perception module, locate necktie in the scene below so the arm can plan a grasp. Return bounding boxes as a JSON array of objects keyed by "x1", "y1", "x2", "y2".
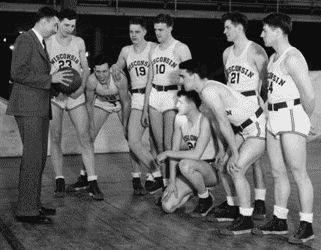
[{"x1": 42, "y1": 39, "x2": 47, "y2": 51}]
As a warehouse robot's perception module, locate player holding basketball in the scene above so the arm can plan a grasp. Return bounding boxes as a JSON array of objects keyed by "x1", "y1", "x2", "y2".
[
  {"x1": 157, "y1": 89, "x2": 219, "y2": 217},
  {"x1": 179, "y1": 59, "x2": 266, "y2": 235},
  {"x1": 212, "y1": 11, "x2": 269, "y2": 222},
  {"x1": 110, "y1": 17, "x2": 161, "y2": 195},
  {"x1": 46, "y1": 8, "x2": 104, "y2": 200},
  {"x1": 252, "y1": 13, "x2": 315, "y2": 244},
  {"x1": 86, "y1": 54, "x2": 131, "y2": 161},
  {"x1": 141, "y1": 14, "x2": 192, "y2": 193}
]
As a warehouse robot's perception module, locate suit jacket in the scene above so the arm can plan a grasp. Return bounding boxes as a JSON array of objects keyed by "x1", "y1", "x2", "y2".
[{"x1": 6, "y1": 29, "x2": 54, "y2": 118}]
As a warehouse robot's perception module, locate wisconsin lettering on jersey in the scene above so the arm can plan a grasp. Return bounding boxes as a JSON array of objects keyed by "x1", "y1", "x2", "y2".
[
  {"x1": 226, "y1": 65, "x2": 254, "y2": 78},
  {"x1": 267, "y1": 72, "x2": 286, "y2": 86},
  {"x1": 51, "y1": 53, "x2": 80, "y2": 68},
  {"x1": 226, "y1": 110, "x2": 232, "y2": 116},
  {"x1": 127, "y1": 60, "x2": 149, "y2": 71},
  {"x1": 152, "y1": 57, "x2": 177, "y2": 68},
  {"x1": 183, "y1": 135, "x2": 198, "y2": 150}
]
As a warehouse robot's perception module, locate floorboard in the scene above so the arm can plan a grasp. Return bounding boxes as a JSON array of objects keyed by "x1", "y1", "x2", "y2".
[{"x1": 0, "y1": 142, "x2": 320, "y2": 250}]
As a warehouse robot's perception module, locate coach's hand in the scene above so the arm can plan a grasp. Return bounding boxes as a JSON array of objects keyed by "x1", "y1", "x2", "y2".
[
  {"x1": 161, "y1": 182, "x2": 178, "y2": 203},
  {"x1": 52, "y1": 70, "x2": 72, "y2": 86}
]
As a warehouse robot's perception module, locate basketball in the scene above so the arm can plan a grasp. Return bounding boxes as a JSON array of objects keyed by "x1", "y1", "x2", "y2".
[{"x1": 55, "y1": 67, "x2": 82, "y2": 95}]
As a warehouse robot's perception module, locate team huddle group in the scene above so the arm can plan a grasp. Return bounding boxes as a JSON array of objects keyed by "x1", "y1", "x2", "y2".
[{"x1": 7, "y1": 6, "x2": 315, "y2": 245}]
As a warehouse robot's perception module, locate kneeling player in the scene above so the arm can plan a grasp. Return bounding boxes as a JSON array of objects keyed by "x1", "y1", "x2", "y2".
[{"x1": 156, "y1": 89, "x2": 219, "y2": 217}]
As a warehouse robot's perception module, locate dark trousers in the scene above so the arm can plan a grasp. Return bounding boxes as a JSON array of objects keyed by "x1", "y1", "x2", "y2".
[{"x1": 15, "y1": 116, "x2": 49, "y2": 216}]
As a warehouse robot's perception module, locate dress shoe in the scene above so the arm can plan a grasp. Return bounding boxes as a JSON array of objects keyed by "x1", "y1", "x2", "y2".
[
  {"x1": 39, "y1": 206, "x2": 56, "y2": 216},
  {"x1": 16, "y1": 215, "x2": 53, "y2": 224}
]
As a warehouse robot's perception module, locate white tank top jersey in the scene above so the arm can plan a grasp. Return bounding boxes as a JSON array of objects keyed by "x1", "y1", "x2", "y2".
[
  {"x1": 267, "y1": 47, "x2": 304, "y2": 103},
  {"x1": 47, "y1": 35, "x2": 82, "y2": 74},
  {"x1": 203, "y1": 80, "x2": 260, "y2": 126},
  {"x1": 151, "y1": 40, "x2": 180, "y2": 86},
  {"x1": 126, "y1": 42, "x2": 151, "y2": 90},
  {"x1": 225, "y1": 41, "x2": 260, "y2": 93},
  {"x1": 95, "y1": 76, "x2": 120, "y2": 103},
  {"x1": 176, "y1": 113, "x2": 215, "y2": 160}
]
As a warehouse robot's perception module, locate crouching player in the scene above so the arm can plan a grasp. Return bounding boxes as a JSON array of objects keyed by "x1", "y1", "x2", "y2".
[{"x1": 156, "y1": 89, "x2": 220, "y2": 217}]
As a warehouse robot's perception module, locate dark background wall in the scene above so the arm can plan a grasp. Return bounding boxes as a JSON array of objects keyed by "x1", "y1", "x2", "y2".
[{"x1": 1, "y1": 11, "x2": 320, "y2": 100}]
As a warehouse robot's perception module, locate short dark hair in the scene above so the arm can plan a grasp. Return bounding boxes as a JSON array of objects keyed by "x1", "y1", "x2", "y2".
[
  {"x1": 93, "y1": 54, "x2": 109, "y2": 67},
  {"x1": 34, "y1": 6, "x2": 58, "y2": 23},
  {"x1": 59, "y1": 8, "x2": 78, "y2": 21},
  {"x1": 179, "y1": 59, "x2": 208, "y2": 80},
  {"x1": 262, "y1": 12, "x2": 292, "y2": 35},
  {"x1": 129, "y1": 17, "x2": 147, "y2": 30},
  {"x1": 221, "y1": 11, "x2": 248, "y2": 32},
  {"x1": 154, "y1": 14, "x2": 174, "y2": 27},
  {"x1": 177, "y1": 89, "x2": 202, "y2": 109}
]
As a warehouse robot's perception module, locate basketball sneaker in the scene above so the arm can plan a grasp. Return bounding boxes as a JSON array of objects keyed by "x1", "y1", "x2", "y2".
[
  {"x1": 132, "y1": 178, "x2": 147, "y2": 196},
  {"x1": 144, "y1": 173, "x2": 154, "y2": 191},
  {"x1": 54, "y1": 178, "x2": 65, "y2": 198},
  {"x1": 66, "y1": 174, "x2": 89, "y2": 192},
  {"x1": 88, "y1": 180, "x2": 104, "y2": 201},
  {"x1": 219, "y1": 214, "x2": 254, "y2": 235},
  {"x1": 252, "y1": 200, "x2": 266, "y2": 220},
  {"x1": 189, "y1": 192, "x2": 214, "y2": 218},
  {"x1": 288, "y1": 221, "x2": 314, "y2": 244},
  {"x1": 252, "y1": 215, "x2": 288, "y2": 235},
  {"x1": 206, "y1": 202, "x2": 239, "y2": 222},
  {"x1": 146, "y1": 177, "x2": 164, "y2": 194}
]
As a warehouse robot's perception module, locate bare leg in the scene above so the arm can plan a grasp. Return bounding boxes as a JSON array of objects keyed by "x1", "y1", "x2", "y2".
[
  {"x1": 50, "y1": 105, "x2": 65, "y2": 177},
  {"x1": 162, "y1": 176, "x2": 194, "y2": 213},
  {"x1": 282, "y1": 133, "x2": 313, "y2": 213},
  {"x1": 128, "y1": 109, "x2": 159, "y2": 173},
  {"x1": 179, "y1": 159, "x2": 218, "y2": 195},
  {"x1": 68, "y1": 105, "x2": 95, "y2": 177}
]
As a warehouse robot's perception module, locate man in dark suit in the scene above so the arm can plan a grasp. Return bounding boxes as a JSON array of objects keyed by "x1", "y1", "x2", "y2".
[{"x1": 6, "y1": 6, "x2": 72, "y2": 224}]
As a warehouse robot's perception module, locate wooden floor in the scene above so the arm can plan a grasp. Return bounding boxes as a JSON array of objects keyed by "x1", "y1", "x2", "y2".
[{"x1": 0, "y1": 143, "x2": 321, "y2": 250}]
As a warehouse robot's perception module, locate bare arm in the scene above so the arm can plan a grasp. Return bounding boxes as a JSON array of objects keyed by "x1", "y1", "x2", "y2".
[
  {"x1": 141, "y1": 46, "x2": 156, "y2": 127},
  {"x1": 115, "y1": 73, "x2": 131, "y2": 134},
  {"x1": 222, "y1": 47, "x2": 230, "y2": 82},
  {"x1": 85, "y1": 74, "x2": 97, "y2": 141},
  {"x1": 251, "y1": 44, "x2": 269, "y2": 103},
  {"x1": 111, "y1": 46, "x2": 129, "y2": 81},
  {"x1": 176, "y1": 42, "x2": 192, "y2": 62},
  {"x1": 284, "y1": 52, "x2": 315, "y2": 117}
]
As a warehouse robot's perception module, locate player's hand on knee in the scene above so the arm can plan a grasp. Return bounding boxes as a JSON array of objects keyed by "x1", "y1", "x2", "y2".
[
  {"x1": 227, "y1": 155, "x2": 240, "y2": 175},
  {"x1": 162, "y1": 183, "x2": 178, "y2": 202}
]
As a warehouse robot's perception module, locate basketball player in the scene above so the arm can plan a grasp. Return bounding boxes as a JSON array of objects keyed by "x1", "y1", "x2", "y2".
[
  {"x1": 110, "y1": 17, "x2": 161, "y2": 195},
  {"x1": 46, "y1": 9, "x2": 104, "y2": 200},
  {"x1": 141, "y1": 14, "x2": 192, "y2": 193},
  {"x1": 86, "y1": 54, "x2": 131, "y2": 160},
  {"x1": 179, "y1": 59, "x2": 266, "y2": 235},
  {"x1": 215, "y1": 11, "x2": 269, "y2": 221},
  {"x1": 252, "y1": 13, "x2": 315, "y2": 244},
  {"x1": 157, "y1": 89, "x2": 219, "y2": 217}
]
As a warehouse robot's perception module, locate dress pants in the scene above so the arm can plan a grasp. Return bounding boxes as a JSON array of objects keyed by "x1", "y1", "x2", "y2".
[{"x1": 15, "y1": 116, "x2": 49, "y2": 216}]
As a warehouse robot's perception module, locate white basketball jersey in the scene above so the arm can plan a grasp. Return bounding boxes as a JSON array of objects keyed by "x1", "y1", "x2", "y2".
[
  {"x1": 225, "y1": 41, "x2": 260, "y2": 93},
  {"x1": 204, "y1": 80, "x2": 260, "y2": 126},
  {"x1": 95, "y1": 75, "x2": 120, "y2": 103},
  {"x1": 267, "y1": 47, "x2": 303, "y2": 103},
  {"x1": 126, "y1": 42, "x2": 151, "y2": 89},
  {"x1": 176, "y1": 113, "x2": 215, "y2": 160},
  {"x1": 47, "y1": 35, "x2": 81, "y2": 74},
  {"x1": 151, "y1": 40, "x2": 180, "y2": 86}
]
